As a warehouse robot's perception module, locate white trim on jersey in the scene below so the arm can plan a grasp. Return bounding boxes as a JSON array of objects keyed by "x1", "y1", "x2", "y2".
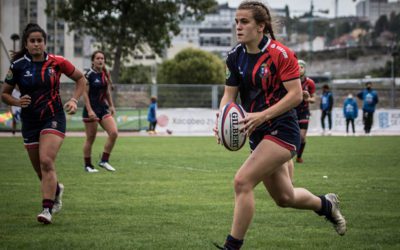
[{"x1": 261, "y1": 38, "x2": 271, "y2": 52}]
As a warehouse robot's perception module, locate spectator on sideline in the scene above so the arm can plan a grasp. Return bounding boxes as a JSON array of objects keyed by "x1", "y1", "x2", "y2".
[
  {"x1": 213, "y1": 2, "x2": 346, "y2": 249},
  {"x1": 147, "y1": 96, "x2": 158, "y2": 134},
  {"x1": 357, "y1": 81, "x2": 378, "y2": 135},
  {"x1": 82, "y1": 50, "x2": 118, "y2": 173},
  {"x1": 343, "y1": 93, "x2": 358, "y2": 135},
  {"x1": 1, "y1": 23, "x2": 86, "y2": 224},
  {"x1": 320, "y1": 84, "x2": 333, "y2": 135}
]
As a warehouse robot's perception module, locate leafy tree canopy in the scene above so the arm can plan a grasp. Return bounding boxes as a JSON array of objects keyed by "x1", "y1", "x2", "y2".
[
  {"x1": 119, "y1": 65, "x2": 152, "y2": 84},
  {"x1": 48, "y1": 0, "x2": 217, "y2": 83},
  {"x1": 157, "y1": 48, "x2": 224, "y2": 84}
]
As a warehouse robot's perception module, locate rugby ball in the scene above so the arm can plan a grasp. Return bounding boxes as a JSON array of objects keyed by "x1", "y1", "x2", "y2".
[{"x1": 218, "y1": 103, "x2": 246, "y2": 151}]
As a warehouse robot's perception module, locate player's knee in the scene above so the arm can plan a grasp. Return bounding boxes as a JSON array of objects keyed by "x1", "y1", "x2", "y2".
[
  {"x1": 273, "y1": 193, "x2": 294, "y2": 208},
  {"x1": 40, "y1": 156, "x2": 55, "y2": 172},
  {"x1": 233, "y1": 175, "x2": 252, "y2": 194},
  {"x1": 86, "y1": 135, "x2": 96, "y2": 143},
  {"x1": 109, "y1": 130, "x2": 118, "y2": 140}
]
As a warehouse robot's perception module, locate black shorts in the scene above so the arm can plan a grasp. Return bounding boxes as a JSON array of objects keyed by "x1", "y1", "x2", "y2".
[
  {"x1": 296, "y1": 110, "x2": 310, "y2": 130},
  {"x1": 82, "y1": 105, "x2": 111, "y2": 123},
  {"x1": 21, "y1": 112, "x2": 66, "y2": 149},
  {"x1": 249, "y1": 117, "x2": 300, "y2": 155}
]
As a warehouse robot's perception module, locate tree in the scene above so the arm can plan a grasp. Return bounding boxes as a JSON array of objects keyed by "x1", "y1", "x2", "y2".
[
  {"x1": 374, "y1": 15, "x2": 389, "y2": 38},
  {"x1": 157, "y1": 48, "x2": 224, "y2": 84},
  {"x1": 49, "y1": 0, "x2": 217, "y2": 83},
  {"x1": 119, "y1": 65, "x2": 152, "y2": 84}
]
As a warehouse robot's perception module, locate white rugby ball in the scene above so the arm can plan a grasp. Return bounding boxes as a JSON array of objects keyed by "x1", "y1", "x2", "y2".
[{"x1": 218, "y1": 102, "x2": 246, "y2": 151}]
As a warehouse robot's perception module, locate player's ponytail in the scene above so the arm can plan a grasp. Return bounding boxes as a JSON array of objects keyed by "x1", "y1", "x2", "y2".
[
  {"x1": 238, "y1": 1, "x2": 277, "y2": 40},
  {"x1": 12, "y1": 23, "x2": 47, "y2": 62}
]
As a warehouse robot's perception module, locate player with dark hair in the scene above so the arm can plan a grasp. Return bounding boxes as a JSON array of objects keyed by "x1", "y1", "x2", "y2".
[
  {"x1": 82, "y1": 50, "x2": 118, "y2": 172},
  {"x1": 213, "y1": 1, "x2": 346, "y2": 249},
  {"x1": 294, "y1": 59, "x2": 315, "y2": 163},
  {"x1": 357, "y1": 81, "x2": 378, "y2": 135},
  {"x1": 320, "y1": 84, "x2": 334, "y2": 135},
  {"x1": 1, "y1": 23, "x2": 86, "y2": 224}
]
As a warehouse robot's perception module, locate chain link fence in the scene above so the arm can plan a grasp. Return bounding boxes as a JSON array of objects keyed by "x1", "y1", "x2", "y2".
[{"x1": 0, "y1": 79, "x2": 398, "y2": 132}]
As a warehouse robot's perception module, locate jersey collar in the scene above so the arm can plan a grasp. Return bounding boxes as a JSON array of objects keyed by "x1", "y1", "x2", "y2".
[
  {"x1": 242, "y1": 35, "x2": 271, "y2": 54},
  {"x1": 24, "y1": 52, "x2": 49, "y2": 62}
]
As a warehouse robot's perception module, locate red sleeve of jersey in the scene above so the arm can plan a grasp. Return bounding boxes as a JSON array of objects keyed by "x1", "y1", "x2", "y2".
[
  {"x1": 308, "y1": 78, "x2": 316, "y2": 95},
  {"x1": 59, "y1": 57, "x2": 75, "y2": 76},
  {"x1": 277, "y1": 48, "x2": 299, "y2": 82}
]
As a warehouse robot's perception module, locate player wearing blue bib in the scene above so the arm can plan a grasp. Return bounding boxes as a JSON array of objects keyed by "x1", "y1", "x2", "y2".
[
  {"x1": 1, "y1": 23, "x2": 86, "y2": 224},
  {"x1": 343, "y1": 93, "x2": 358, "y2": 135},
  {"x1": 82, "y1": 51, "x2": 118, "y2": 172},
  {"x1": 213, "y1": 2, "x2": 346, "y2": 249},
  {"x1": 320, "y1": 84, "x2": 334, "y2": 135},
  {"x1": 357, "y1": 81, "x2": 378, "y2": 135}
]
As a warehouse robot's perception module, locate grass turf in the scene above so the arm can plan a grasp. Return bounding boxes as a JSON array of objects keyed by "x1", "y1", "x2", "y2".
[{"x1": 0, "y1": 136, "x2": 399, "y2": 249}]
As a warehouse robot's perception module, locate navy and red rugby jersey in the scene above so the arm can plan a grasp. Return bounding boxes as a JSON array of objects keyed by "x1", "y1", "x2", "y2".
[
  {"x1": 295, "y1": 77, "x2": 316, "y2": 113},
  {"x1": 4, "y1": 53, "x2": 75, "y2": 122},
  {"x1": 84, "y1": 68, "x2": 109, "y2": 106},
  {"x1": 225, "y1": 36, "x2": 300, "y2": 122}
]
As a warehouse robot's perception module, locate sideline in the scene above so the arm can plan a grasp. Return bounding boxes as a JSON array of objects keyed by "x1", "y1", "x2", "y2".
[{"x1": 1, "y1": 131, "x2": 399, "y2": 137}]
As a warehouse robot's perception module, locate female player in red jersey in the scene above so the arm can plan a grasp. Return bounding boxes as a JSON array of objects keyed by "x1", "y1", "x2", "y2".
[
  {"x1": 82, "y1": 51, "x2": 118, "y2": 172},
  {"x1": 294, "y1": 59, "x2": 315, "y2": 163},
  {"x1": 1, "y1": 23, "x2": 86, "y2": 224},
  {"x1": 213, "y1": 2, "x2": 346, "y2": 249}
]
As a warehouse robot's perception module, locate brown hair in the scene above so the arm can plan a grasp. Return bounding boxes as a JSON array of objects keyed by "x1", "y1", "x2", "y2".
[
  {"x1": 91, "y1": 50, "x2": 113, "y2": 88},
  {"x1": 238, "y1": 1, "x2": 276, "y2": 40},
  {"x1": 12, "y1": 23, "x2": 47, "y2": 61}
]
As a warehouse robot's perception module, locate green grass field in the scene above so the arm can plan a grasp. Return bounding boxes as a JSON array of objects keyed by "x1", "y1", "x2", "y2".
[{"x1": 0, "y1": 136, "x2": 399, "y2": 249}]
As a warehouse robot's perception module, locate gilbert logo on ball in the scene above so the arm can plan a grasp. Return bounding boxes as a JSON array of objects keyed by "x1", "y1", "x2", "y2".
[{"x1": 218, "y1": 102, "x2": 246, "y2": 151}]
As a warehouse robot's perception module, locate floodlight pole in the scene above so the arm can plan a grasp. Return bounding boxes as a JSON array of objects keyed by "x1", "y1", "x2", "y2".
[
  {"x1": 391, "y1": 50, "x2": 398, "y2": 108},
  {"x1": 10, "y1": 33, "x2": 20, "y2": 52}
]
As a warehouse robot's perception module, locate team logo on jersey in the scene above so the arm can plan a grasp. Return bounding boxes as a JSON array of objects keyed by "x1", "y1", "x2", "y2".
[
  {"x1": 225, "y1": 65, "x2": 231, "y2": 79},
  {"x1": 51, "y1": 121, "x2": 58, "y2": 129},
  {"x1": 260, "y1": 63, "x2": 269, "y2": 78},
  {"x1": 24, "y1": 71, "x2": 32, "y2": 77},
  {"x1": 47, "y1": 67, "x2": 55, "y2": 77},
  {"x1": 6, "y1": 70, "x2": 13, "y2": 80}
]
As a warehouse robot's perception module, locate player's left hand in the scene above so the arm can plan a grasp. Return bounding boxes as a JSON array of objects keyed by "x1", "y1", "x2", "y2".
[
  {"x1": 303, "y1": 90, "x2": 310, "y2": 101},
  {"x1": 239, "y1": 112, "x2": 264, "y2": 136},
  {"x1": 64, "y1": 99, "x2": 77, "y2": 115},
  {"x1": 109, "y1": 106, "x2": 116, "y2": 116},
  {"x1": 213, "y1": 112, "x2": 221, "y2": 144}
]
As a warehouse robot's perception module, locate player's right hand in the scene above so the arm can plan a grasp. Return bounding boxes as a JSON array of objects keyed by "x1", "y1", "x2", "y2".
[
  {"x1": 64, "y1": 99, "x2": 77, "y2": 115},
  {"x1": 19, "y1": 95, "x2": 31, "y2": 108},
  {"x1": 213, "y1": 112, "x2": 221, "y2": 144},
  {"x1": 88, "y1": 110, "x2": 97, "y2": 121}
]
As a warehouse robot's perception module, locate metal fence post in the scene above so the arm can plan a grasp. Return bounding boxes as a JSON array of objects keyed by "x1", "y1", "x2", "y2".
[
  {"x1": 212, "y1": 85, "x2": 218, "y2": 109},
  {"x1": 151, "y1": 84, "x2": 158, "y2": 98}
]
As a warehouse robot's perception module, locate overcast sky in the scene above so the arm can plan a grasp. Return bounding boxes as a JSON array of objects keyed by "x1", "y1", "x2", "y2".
[{"x1": 218, "y1": 0, "x2": 359, "y2": 17}]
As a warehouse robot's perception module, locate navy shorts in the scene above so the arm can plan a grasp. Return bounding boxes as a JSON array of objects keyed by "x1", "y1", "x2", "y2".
[
  {"x1": 296, "y1": 110, "x2": 310, "y2": 130},
  {"x1": 82, "y1": 104, "x2": 111, "y2": 123},
  {"x1": 249, "y1": 117, "x2": 300, "y2": 155},
  {"x1": 21, "y1": 112, "x2": 66, "y2": 149}
]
